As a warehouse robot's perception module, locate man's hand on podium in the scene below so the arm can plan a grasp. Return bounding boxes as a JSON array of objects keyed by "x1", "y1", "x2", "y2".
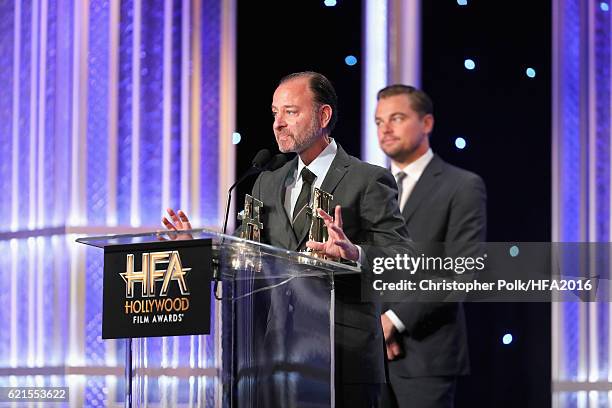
[{"x1": 160, "y1": 208, "x2": 194, "y2": 240}]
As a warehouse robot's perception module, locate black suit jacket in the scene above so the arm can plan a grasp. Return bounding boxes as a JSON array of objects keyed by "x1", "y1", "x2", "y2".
[
  {"x1": 386, "y1": 154, "x2": 487, "y2": 378},
  {"x1": 251, "y1": 145, "x2": 411, "y2": 384}
]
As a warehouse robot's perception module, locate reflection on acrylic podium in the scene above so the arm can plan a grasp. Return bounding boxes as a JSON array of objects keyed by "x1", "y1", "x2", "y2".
[{"x1": 77, "y1": 228, "x2": 358, "y2": 407}]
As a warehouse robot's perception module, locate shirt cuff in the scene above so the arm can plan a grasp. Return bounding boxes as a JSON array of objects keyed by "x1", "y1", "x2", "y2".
[
  {"x1": 356, "y1": 245, "x2": 365, "y2": 266},
  {"x1": 385, "y1": 310, "x2": 406, "y2": 333}
]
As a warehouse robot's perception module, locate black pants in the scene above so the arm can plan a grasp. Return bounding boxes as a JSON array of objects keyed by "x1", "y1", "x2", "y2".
[
  {"x1": 382, "y1": 375, "x2": 456, "y2": 408},
  {"x1": 336, "y1": 383, "x2": 382, "y2": 408}
]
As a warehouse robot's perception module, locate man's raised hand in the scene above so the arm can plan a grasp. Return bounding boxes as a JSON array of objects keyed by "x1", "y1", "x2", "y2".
[
  {"x1": 306, "y1": 205, "x2": 359, "y2": 262},
  {"x1": 161, "y1": 208, "x2": 193, "y2": 240}
]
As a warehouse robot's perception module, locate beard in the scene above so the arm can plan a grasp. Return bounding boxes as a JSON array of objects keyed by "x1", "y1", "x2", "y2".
[
  {"x1": 275, "y1": 114, "x2": 322, "y2": 154},
  {"x1": 380, "y1": 132, "x2": 428, "y2": 163},
  {"x1": 382, "y1": 144, "x2": 407, "y2": 161}
]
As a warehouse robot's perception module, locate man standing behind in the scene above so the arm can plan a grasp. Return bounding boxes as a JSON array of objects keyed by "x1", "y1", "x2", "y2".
[{"x1": 375, "y1": 85, "x2": 487, "y2": 408}]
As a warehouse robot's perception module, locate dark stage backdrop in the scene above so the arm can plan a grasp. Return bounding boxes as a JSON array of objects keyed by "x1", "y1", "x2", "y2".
[
  {"x1": 420, "y1": 2, "x2": 551, "y2": 407},
  {"x1": 236, "y1": 1, "x2": 551, "y2": 407},
  {"x1": 235, "y1": 0, "x2": 363, "y2": 205}
]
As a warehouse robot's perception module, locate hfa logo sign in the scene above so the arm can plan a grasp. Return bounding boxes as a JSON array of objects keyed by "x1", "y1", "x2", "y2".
[
  {"x1": 121, "y1": 251, "x2": 190, "y2": 297},
  {"x1": 102, "y1": 240, "x2": 211, "y2": 339},
  {"x1": 121, "y1": 251, "x2": 191, "y2": 319}
]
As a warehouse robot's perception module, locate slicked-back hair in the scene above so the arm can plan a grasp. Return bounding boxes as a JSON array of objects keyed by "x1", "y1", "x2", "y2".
[
  {"x1": 377, "y1": 84, "x2": 434, "y2": 118},
  {"x1": 279, "y1": 71, "x2": 338, "y2": 133}
]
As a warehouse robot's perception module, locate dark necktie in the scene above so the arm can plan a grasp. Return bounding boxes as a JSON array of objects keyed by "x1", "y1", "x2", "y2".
[
  {"x1": 292, "y1": 167, "x2": 316, "y2": 239},
  {"x1": 395, "y1": 171, "x2": 407, "y2": 207}
]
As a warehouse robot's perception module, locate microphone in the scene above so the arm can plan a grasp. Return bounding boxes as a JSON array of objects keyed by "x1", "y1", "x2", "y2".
[
  {"x1": 222, "y1": 149, "x2": 273, "y2": 235},
  {"x1": 215, "y1": 150, "x2": 284, "y2": 301},
  {"x1": 266, "y1": 153, "x2": 288, "y2": 171},
  {"x1": 251, "y1": 149, "x2": 273, "y2": 172}
]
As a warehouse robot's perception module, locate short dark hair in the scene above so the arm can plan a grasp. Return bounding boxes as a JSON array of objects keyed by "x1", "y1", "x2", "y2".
[
  {"x1": 377, "y1": 84, "x2": 434, "y2": 117},
  {"x1": 279, "y1": 71, "x2": 338, "y2": 133}
]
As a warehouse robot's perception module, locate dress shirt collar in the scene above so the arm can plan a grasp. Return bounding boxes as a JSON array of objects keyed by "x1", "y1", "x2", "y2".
[
  {"x1": 296, "y1": 138, "x2": 337, "y2": 183},
  {"x1": 391, "y1": 148, "x2": 434, "y2": 181}
]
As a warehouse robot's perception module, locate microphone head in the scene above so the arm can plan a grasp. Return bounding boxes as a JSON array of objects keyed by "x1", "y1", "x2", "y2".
[
  {"x1": 251, "y1": 149, "x2": 272, "y2": 169},
  {"x1": 266, "y1": 154, "x2": 288, "y2": 171}
]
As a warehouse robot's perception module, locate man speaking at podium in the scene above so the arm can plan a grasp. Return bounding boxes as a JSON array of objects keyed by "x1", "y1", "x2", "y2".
[{"x1": 164, "y1": 71, "x2": 411, "y2": 407}]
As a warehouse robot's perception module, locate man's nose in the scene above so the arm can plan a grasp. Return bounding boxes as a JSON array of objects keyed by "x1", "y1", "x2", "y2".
[
  {"x1": 274, "y1": 113, "x2": 286, "y2": 129},
  {"x1": 380, "y1": 122, "x2": 392, "y2": 134}
]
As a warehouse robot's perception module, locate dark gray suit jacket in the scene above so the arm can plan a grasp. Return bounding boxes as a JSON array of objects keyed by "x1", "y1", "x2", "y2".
[
  {"x1": 251, "y1": 145, "x2": 411, "y2": 384},
  {"x1": 386, "y1": 154, "x2": 487, "y2": 378}
]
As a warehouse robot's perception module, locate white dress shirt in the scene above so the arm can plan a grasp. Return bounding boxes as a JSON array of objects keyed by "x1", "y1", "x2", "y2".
[
  {"x1": 283, "y1": 139, "x2": 365, "y2": 265},
  {"x1": 284, "y1": 139, "x2": 338, "y2": 219},
  {"x1": 385, "y1": 148, "x2": 434, "y2": 333},
  {"x1": 391, "y1": 148, "x2": 434, "y2": 212}
]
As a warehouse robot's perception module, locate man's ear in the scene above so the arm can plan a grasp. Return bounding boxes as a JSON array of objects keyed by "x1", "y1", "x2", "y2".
[
  {"x1": 423, "y1": 114, "x2": 434, "y2": 134},
  {"x1": 320, "y1": 105, "x2": 332, "y2": 129}
]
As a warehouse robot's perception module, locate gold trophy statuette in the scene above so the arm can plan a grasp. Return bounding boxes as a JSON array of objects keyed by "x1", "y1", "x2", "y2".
[
  {"x1": 305, "y1": 188, "x2": 338, "y2": 261},
  {"x1": 237, "y1": 194, "x2": 263, "y2": 242}
]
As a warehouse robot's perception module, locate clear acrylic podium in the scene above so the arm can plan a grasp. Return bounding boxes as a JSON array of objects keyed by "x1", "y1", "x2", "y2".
[{"x1": 77, "y1": 228, "x2": 359, "y2": 407}]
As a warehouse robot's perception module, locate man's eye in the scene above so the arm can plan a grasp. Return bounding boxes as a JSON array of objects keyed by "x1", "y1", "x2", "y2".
[
  {"x1": 392, "y1": 116, "x2": 403, "y2": 122},
  {"x1": 287, "y1": 111, "x2": 297, "y2": 115},
  {"x1": 272, "y1": 112, "x2": 277, "y2": 117}
]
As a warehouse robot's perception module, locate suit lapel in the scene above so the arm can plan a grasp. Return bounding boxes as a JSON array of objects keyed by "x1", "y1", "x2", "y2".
[
  {"x1": 273, "y1": 158, "x2": 299, "y2": 250},
  {"x1": 319, "y1": 145, "x2": 350, "y2": 195},
  {"x1": 294, "y1": 145, "x2": 350, "y2": 250},
  {"x1": 401, "y1": 154, "x2": 444, "y2": 223}
]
